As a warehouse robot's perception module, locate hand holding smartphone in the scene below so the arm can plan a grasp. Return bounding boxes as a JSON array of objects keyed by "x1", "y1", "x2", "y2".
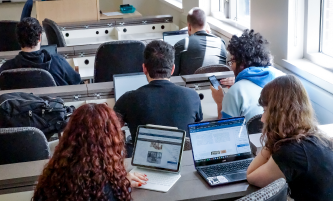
[{"x1": 209, "y1": 75, "x2": 226, "y2": 94}]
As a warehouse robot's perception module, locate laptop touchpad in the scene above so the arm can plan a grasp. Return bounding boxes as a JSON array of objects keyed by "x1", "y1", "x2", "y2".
[{"x1": 225, "y1": 172, "x2": 247, "y2": 181}]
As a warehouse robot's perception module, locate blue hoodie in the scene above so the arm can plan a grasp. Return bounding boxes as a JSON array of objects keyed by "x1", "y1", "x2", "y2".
[{"x1": 235, "y1": 66, "x2": 276, "y2": 88}]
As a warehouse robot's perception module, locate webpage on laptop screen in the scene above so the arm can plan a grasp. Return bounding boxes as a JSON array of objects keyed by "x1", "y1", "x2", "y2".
[
  {"x1": 133, "y1": 128, "x2": 183, "y2": 171},
  {"x1": 189, "y1": 118, "x2": 251, "y2": 163}
]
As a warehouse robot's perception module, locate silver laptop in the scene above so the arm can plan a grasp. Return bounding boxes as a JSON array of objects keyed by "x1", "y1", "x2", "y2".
[
  {"x1": 188, "y1": 116, "x2": 254, "y2": 186},
  {"x1": 130, "y1": 125, "x2": 186, "y2": 192},
  {"x1": 113, "y1": 73, "x2": 148, "y2": 101},
  {"x1": 163, "y1": 30, "x2": 188, "y2": 46}
]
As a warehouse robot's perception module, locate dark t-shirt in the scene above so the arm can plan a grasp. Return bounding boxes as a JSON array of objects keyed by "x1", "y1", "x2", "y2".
[
  {"x1": 272, "y1": 136, "x2": 333, "y2": 201},
  {"x1": 114, "y1": 80, "x2": 203, "y2": 141}
]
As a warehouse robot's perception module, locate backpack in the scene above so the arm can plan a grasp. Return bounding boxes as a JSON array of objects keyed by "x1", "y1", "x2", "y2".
[{"x1": 0, "y1": 92, "x2": 74, "y2": 140}]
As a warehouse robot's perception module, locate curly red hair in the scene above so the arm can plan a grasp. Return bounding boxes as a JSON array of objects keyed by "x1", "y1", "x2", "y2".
[{"x1": 33, "y1": 103, "x2": 131, "y2": 201}]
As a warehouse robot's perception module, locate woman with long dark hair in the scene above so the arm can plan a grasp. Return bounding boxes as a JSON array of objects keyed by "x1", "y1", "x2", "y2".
[
  {"x1": 33, "y1": 103, "x2": 147, "y2": 201},
  {"x1": 247, "y1": 75, "x2": 333, "y2": 201},
  {"x1": 211, "y1": 29, "x2": 281, "y2": 121}
]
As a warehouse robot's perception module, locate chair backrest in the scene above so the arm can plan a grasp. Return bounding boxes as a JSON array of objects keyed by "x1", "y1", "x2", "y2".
[
  {"x1": 42, "y1": 18, "x2": 66, "y2": 47},
  {"x1": 94, "y1": 40, "x2": 145, "y2": 83},
  {"x1": 184, "y1": 137, "x2": 192, "y2": 151},
  {"x1": 236, "y1": 178, "x2": 288, "y2": 201},
  {"x1": 0, "y1": 68, "x2": 57, "y2": 90},
  {"x1": 0, "y1": 21, "x2": 21, "y2": 52},
  {"x1": 194, "y1": 64, "x2": 231, "y2": 74},
  {"x1": 246, "y1": 114, "x2": 264, "y2": 135},
  {"x1": 0, "y1": 127, "x2": 50, "y2": 165}
]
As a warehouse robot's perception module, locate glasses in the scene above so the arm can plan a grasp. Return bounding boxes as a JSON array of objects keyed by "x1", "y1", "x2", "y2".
[{"x1": 227, "y1": 60, "x2": 235, "y2": 67}]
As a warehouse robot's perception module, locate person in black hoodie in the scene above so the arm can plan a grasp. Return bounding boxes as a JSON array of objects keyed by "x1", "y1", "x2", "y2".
[{"x1": 0, "y1": 17, "x2": 81, "y2": 86}]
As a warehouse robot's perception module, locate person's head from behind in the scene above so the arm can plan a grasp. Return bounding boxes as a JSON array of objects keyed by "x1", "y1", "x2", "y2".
[
  {"x1": 16, "y1": 17, "x2": 43, "y2": 51},
  {"x1": 143, "y1": 40, "x2": 175, "y2": 81},
  {"x1": 187, "y1": 7, "x2": 207, "y2": 35},
  {"x1": 33, "y1": 103, "x2": 131, "y2": 201},
  {"x1": 227, "y1": 29, "x2": 272, "y2": 77},
  {"x1": 259, "y1": 75, "x2": 324, "y2": 153}
]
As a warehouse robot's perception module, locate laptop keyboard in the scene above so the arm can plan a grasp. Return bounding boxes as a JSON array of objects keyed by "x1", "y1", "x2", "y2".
[{"x1": 200, "y1": 159, "x2": 253, "y2": 177}]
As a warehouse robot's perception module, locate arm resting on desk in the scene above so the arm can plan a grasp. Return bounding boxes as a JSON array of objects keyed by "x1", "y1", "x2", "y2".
[{"x1": 246, "y1": 148, "x2": 285, "y2": 188}]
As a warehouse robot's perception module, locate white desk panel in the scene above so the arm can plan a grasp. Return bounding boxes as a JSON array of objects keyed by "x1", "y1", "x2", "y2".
[{"x1": 0, "y1": 191, "x2": 33, "y2": 201}]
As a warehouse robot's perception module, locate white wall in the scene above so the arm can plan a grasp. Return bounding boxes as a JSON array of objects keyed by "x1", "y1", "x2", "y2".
[{"x1": 0, "y1": 0, "x2": 151, "y2": 21}]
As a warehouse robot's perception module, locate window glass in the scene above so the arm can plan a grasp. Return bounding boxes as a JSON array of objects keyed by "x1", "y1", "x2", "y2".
[
  {"x1": 236, "y1": 0, "x2": 250, "y2": 25},
  {"x1": 215, "y1": 0, "x2": 250, "y2": 28},
  {"x1": 321, "y1": 0, "x2": 333, "y2": 57}
]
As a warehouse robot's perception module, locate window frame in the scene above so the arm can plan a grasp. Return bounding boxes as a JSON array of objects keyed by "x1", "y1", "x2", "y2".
[
  {"x1": 303, "y1": 0, "x2": 333, "y2": 69},
  {"x1": 210, "y1": 0, "x2": 250, "y2": 30}
]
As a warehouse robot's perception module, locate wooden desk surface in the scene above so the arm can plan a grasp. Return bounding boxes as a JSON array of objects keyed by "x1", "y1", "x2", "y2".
[{"x1": 0, "y1": 151, "x2": 257, "y2": 201}]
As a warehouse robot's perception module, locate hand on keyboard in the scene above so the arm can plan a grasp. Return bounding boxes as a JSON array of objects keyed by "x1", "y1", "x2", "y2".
[{"x1": 127, "y1": 172, "x2": 148, "y2": 187}]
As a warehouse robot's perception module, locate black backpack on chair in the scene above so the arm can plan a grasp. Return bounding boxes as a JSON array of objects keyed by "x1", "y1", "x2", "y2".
[{"x1": 0, "y1": 92, "x2": 75, "y2": 140}]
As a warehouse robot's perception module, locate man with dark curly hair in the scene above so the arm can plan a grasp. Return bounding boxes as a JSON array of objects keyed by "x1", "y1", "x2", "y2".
[
  {"x1": 174, "y1": 7, "x2": 227, "y2": 75},
  {"x1": 0, "y1": 17, "x2": 81, "y2": 86},
  {"x1": 211, "y1": 29, "x2": 282, "y2": 122}
]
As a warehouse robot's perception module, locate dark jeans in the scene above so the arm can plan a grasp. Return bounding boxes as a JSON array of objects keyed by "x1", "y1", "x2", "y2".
[{"x1": 20, "y1": 0, "x2": 33, "y2": 21}]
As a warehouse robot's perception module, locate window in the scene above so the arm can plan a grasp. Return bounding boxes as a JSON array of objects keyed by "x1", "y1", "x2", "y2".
[
  {"x1": 211, "y1": 0, "x2": 251, "y2": 29},
  {"x1": 321, "y1": 0, "x2": 333, "y2": 58}
]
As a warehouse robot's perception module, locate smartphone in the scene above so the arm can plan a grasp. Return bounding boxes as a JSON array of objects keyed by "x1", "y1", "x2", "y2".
[{"x1": 208, "y1": 75, "x2": 220, "y2": 90}]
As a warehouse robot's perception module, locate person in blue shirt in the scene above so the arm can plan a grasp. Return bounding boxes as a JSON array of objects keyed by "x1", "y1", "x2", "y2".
[{"x1": 211, "y1": 29, "x2": 282, "y2": 122}]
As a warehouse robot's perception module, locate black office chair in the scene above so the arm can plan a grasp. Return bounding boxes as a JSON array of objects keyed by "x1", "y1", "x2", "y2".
[
  {"x1": 0, "y1": 21, "x2": 21, "y2": 52},
  {"x1": 246, "y1": 114, "x2": 264, "y2": 135},
  {"x1": 42, "y1": 18, "x2": 67, "y2": 47},
  {"x1": 194, "y1": 64, "x2": 231, "y2": 74},
  {"x1": 0, "y1": 127, "x2": 50, "y2": 165},
  {"x1": 94, "y1": 40, "x2": 145, "y2": 82},
  {"x1": 236, "y1": 178, "x2": 288, "y2": 201},
  {"x1": 0, "y1": 68, "x2": 57, "y2": 90}
]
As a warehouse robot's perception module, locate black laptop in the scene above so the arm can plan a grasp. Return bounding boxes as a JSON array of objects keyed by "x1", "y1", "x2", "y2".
[{"x1": 188, "y1": 116, "x2": 254, "y2": 186}]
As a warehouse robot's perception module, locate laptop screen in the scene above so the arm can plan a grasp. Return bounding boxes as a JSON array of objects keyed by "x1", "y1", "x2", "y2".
[
  {"x1": 113, "y1": 73, "x2": 148, "y2": 101},
  {"x1": 132, "y1": 126, "x2": 185, "y2": 172},
  {"x1": 188, "y1": 117, "x2": 252, "y2": 167},
  {"x1": 163, "y1": 30, "x2": 188, "y2": 46}
]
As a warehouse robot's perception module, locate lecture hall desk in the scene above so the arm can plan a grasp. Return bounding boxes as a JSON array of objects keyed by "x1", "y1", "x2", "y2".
[{"x1": 0, "y1": 151, "x2": 259, "y2": 201}]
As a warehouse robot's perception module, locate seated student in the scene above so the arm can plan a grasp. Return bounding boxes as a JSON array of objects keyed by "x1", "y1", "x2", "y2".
[
  {"x1": 174, "y1": 7, "x2": 227, "y2": 75},
  {"x1": 247, "y1": 75, "x2": 333, "y2": 201},
  {"x1": 33, "y1": 103, "x2": 147, "y2": 201},
  {"x1": 114, "y1": 40, "x2": 203, "y2": 143},
  {"x1": 0, "y1": 17, "x2": 81, "y2": 86},
  {"x1": 211, "y1": 29, "x2": 280, "y2": 122}
]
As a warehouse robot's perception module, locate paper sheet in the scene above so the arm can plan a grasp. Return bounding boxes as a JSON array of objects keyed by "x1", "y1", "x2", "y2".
[{"x1": 103, "y1": 12, "x2": 124, "y2": 16}]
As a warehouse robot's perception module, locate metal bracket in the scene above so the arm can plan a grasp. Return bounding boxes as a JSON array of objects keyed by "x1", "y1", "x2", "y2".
[
  {"x1": 94, "y1": 93, "x2": 101, "y2": 99},
  {"x1": 142, "y1": 21, "x2": 147, "y2": 24},
  {"x1": 73, "y1": 95, "x2": 81, "y2": 101},
  {"x1": 165, "y1": 19, "x2": 170, "y2": 22},
  {"x1": 79, "y1": 52, "x2": 85, "y2": 57},
  {"x1": 63, "y1": 54, "x2": 69, "y2": 59},
  {"x1": 119, "y1": 22, "x2": 125, "y2": 26},
  {"x1": 84, "y1": 25, "x2": 89, "y2": 29},
  {"x1": 61, "y1": 27, "x2": 66, "y2": 31},
  {"x1": 194, "y1": 84, "x2": 201, "y2": 90},
  {"x1": 107, "y1": 23, "x2": 113, "y2": 27}
]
